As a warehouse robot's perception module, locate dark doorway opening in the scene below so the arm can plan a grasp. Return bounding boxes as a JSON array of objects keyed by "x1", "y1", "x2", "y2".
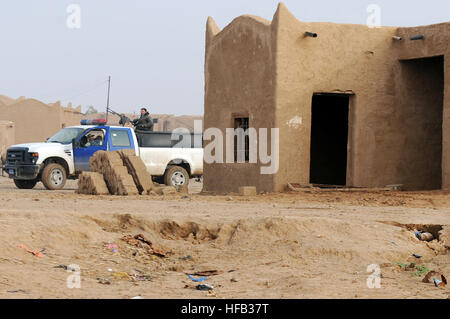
[
  {"x1": 399, "y1": 55, "x2": 443, "y2": 190},
  {"x1": 310, "y1": 93, "x2": 350, "y2": 186}
]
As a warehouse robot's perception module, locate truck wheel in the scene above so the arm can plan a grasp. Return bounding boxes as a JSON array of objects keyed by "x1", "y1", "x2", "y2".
[
  {"x1": 14, "y1": 179, "x2": 38, "y2": 189},
  {"x1": 41, "y1": 163, "x2": 67, "y2": 190},
  {"x1": 164, "y1": 166, "x2": 189, "y2": 187}
]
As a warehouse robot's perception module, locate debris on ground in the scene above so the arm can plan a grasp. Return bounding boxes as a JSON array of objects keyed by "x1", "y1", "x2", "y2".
[
  {"x1": 186, "y1": 274, "x2": 207, "y2": 282},
  {"x1": 180, "y1": 255, "x2": 193, "y2": 261},
  {"x1": 132, "y1": 274, "x2": 152, "y2": 281},
  {"x1": 121, "y1": 234, "x2": 167, "y2": 257},
  {"x1": 196, "y1": 284, "x2": 213, "y2": 291},
  {"x1": 53, "y1": 264, "x2": 76, "y2": 271},
  {"x1": 412, "y1": 254, "x2": 422, "y2": 258},
  {"x1": 187, "y1": 270, "x2": 222, "y2": 277},
  {"x1": 422, "y1": 271, "x2": 447, "y2": 287},
  {"x1": 415, "y1": 231, "x2": 434, "y2": 241},
  {"x1": 113, "y1": 272, "x2": 132, "y2": 280},
  {"x1": 7, "y1": 289, "x2": 30, "y2": 294},
  {"x1": 16, "y1": 244, "x2": 44, "y2": 258},
  {"x1": 97, "y1": 278, "x2": 111, "y2": 285},
  {"x1": 104, "y1": 243, "x2": 119, "y2": 252}
]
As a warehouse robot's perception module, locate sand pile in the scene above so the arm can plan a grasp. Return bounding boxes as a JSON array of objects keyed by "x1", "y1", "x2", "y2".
[
  {"x1": 117, "y1": 150, "x2": 154, "y2": 195},
  {"x1": 88, "y1": 151, "x2": 138, "y2": 196},
  {"x1": 76, "y1": 172, "x2": 109, "y2": 195}
]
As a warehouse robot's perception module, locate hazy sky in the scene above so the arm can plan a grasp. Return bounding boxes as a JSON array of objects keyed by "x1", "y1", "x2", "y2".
[{"x1": 1, "y1": 0, "x2": 449, "y2": 115}]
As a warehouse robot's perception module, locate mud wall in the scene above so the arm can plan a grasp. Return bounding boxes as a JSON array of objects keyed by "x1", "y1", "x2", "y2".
[
  {"x1": 0, "y1": 121, "x2": 15, "y2": 161},
  {"x1": 204, "y1": 3, "x2": 449, "y2": 193},
  {"x1": 203, "y1": 15, "x2": 277, "y2": 194}
]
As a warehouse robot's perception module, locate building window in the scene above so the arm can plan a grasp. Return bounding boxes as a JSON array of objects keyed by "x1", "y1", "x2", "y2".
[{"x1": 234, "y1": 117, "x2": 249, "y2": 162}]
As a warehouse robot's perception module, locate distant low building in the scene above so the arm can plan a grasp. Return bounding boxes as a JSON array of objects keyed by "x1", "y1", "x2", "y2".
[
  {"x1": 0, "y1": 97, "x2": 82, "y2": 145},
  {"x1": 0, "y1": 121, "x2": 15, "y2": 161}
]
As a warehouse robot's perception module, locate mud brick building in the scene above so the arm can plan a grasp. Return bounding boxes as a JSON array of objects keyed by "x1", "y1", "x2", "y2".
[{"x1": 204, "y1": 3, "x2": 449, "y2": 193}]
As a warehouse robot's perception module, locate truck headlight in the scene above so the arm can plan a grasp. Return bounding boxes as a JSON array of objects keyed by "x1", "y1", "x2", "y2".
[{"x1": 29, "y1": 152, "x2": 39, "y2": 164}]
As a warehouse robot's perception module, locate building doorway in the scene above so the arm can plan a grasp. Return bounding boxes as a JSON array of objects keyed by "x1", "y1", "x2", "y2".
[
  {"x1": 309, "y1": 93, "x2": 350, "y2": 186},
  {"x1": 399, "y1": 55, "x2": 443, "y2": 190}
]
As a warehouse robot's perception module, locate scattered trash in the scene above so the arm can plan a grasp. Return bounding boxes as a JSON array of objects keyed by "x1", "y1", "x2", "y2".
[
  {"x1": 391, "y1": 242, "x2": 397, "y2": 246},
  {"x1": 187, "y1": 270, "x2": 222, "y2": 277},
  {"x1": 121, "y1": 234, "x2": 166, "y2": 257},
  {"x1": 412, "y1": 254, "x2": 422, "y2": 258},
  {"x1": 227, "y1": 197, "x2": 233, "y2": 201},
  {"x1": 104, "y1": 244, "x2": 119, "y2": 252},
  {"x1": 415, "y1": 231, "x2": 434, "y2": 242},
  {"x1": 433, "y1": 278, "x2": 445, "y2": 287},
  {"x1": 422, "y1": 271, "x2": 447, "y2": 287},
  {"x1": 181, "y1": 195, "x2": 190, "y2": 199},
  {"x1": 16, "y1": 244, "x2": 44, "y2": 258},
  {"x1": 113, "y1": 272, "x2": 132, "y2": 280},
  {"x1": 186, "y1": 274, "x2": 207, "y2": 282},
  {"x1": 7, "y1": 289, "x2": 30, "y2": 294},
  {"x1": 181, "y1": 255, "x2": 192, "y2": 261},
  {"x1": 97, "y1": 278, "x2": 111, "y2": 285},
  {"x1": 133, "y1": 274, "x2": 152, "y2": 281},
  {"x1": 196, "y1": 284, "x2": 213, "y2": 291},
  {"x1": 54, "y1": 264, "x2": 76, "y2": 271},
  {"x1": 131, "y1": 296, "x2": 143, "y2": 299},
  {"x1": 107, "y1": 268, "x2": 113, "y2": 272}
]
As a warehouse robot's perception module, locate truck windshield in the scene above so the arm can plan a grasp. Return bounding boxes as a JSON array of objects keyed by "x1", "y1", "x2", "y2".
[{"x1": 47, "y1": 128, "x2": 85, "y2": 144}]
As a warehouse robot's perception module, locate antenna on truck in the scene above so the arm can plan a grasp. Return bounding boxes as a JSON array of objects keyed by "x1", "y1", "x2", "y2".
[{"x1": 105, "y1": 75, "x2": 111, "y2": 124}]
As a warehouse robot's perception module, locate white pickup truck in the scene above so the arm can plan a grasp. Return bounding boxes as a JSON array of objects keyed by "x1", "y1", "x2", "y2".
[{"x1": 4, "y1": 122, "x2": 203, "y2": 190}]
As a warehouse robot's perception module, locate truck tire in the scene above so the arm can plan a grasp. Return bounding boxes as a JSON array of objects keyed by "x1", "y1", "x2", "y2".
[
  {"x1": 14, "y1": 179, "x2": 38, "y2": 189},
  {"x1": 164, "y1": 166, "x2": 189, "y2": 187},
  {"x1": 41, "y1": 163, "x2": 67, "y2": 190}
]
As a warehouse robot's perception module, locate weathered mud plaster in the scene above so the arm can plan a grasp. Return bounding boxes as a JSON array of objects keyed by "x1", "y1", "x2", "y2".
[{"x1": 204, "y1": 2, "x2": 449, "y2": 193}]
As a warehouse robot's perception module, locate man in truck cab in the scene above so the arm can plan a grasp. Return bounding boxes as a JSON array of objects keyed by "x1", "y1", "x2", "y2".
[
  {"x1": 80, "y1": 131, "x2": 104, "y2": 147},
  {"x1": 132, "y1": 107, "x2": 153, "y2": 132}
]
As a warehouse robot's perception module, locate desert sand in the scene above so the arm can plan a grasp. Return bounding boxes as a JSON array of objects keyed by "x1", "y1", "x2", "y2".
[{"x1": 0, "y1": 175, "x2": 448, "y2": 299}]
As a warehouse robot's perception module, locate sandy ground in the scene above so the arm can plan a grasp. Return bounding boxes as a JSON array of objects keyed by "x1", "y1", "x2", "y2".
[{"x1": 0, "y1": 175, "x2": 448, "y2": 299}]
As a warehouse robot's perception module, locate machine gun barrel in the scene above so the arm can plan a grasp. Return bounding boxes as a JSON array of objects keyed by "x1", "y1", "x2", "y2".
[{"x1": 107, "y1": 108, "x2": 131, "y2": 126}]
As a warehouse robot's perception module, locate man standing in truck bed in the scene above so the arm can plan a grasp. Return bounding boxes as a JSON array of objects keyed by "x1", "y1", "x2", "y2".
[{"x1": 132, "y1": 107, "x2": 154, "y2": 131}]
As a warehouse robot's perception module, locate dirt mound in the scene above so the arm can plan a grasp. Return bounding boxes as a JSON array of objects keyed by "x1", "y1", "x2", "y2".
[{"x1": 158, "y1": 221, "x2": 220, "y2": 241}]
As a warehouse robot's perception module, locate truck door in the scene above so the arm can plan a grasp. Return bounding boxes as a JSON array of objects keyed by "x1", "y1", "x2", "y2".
[
  {"x1": 73, "y1": 127, "x2": 108, "y2": 171},
  {"x1": 108, "y1": 128, "x2": 135, "y2": 152}
]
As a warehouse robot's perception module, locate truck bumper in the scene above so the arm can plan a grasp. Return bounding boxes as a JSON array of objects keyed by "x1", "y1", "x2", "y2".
[{"x1": 4, "y1": 164, "x2": 41, "y2": 180}]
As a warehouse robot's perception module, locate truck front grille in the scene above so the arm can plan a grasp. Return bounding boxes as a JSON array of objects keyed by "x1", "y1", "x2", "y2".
[
  {"x1": 6, "y1": 147, "x2": 32, "y2": 165},
  {"x1": 7, "y1": 150, "x2": 25, "y2": 165}
]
